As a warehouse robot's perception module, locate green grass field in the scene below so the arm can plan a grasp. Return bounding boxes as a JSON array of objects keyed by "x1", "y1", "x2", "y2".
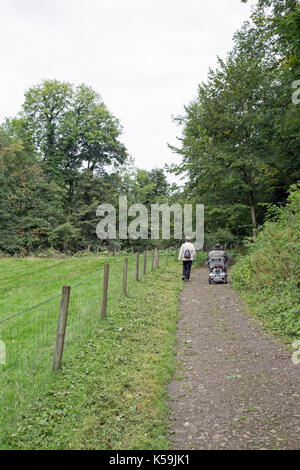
[
  {"x1": 0, "y1": 250, "x2": 192, "y2": 449},
  {"x1": 0, "y1": 255, "x2": 125, "y2": 320}
]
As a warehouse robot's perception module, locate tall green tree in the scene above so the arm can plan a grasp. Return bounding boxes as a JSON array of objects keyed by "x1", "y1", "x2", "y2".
[
  {"x1": 0, "y1": 131, "x2": 65, "y2": 254},
  {"x1": 20, "y1": 80, "x2": 127, "y2": 211},
  {"x1": 169, "y1": 0, "x2": 300, "y2": 240}
]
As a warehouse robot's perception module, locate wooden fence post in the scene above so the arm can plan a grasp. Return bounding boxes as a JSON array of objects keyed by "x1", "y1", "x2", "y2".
[
  {"x1": 52, "y1": 285, "x2": 71, "y2": 373},
  {"x1": 166, "y1": 248, "x2": 169, "y2": 265},
  {"x1": 136, "y1": 253, "x2": 140, "y2": 281},
  {"x1": 123, "y1": 257, "x2": 128, "y2": 295},
  {"x1": 151, "y1": 250, "x2": 154, "y2": 270},
  {"x1": 101, "y1": 264, "x2": 109, "y2": 319},
  {"x1": 143, "y1": 251, "x2": 147, "y2": 275},
  {"x1": 155, "y1": 248, "x2": 159, "y2": 269}
]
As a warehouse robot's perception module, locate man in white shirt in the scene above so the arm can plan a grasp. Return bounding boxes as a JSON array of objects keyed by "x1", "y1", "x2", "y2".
[{"x1": 178, "y1": 237, "x2": 196, "y2": 282}]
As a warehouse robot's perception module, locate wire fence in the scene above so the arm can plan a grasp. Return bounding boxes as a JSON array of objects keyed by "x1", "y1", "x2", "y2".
[{"x1": 0, "y1": 248, "x2": 177, "y2": 445}]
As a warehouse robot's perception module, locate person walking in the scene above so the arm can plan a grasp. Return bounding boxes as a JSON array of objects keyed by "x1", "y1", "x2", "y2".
[{"x1": 178, "y1": 237, "x2": 196, "y2": 282}]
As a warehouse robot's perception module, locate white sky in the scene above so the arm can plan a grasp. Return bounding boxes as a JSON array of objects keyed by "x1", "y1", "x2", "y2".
[{"x1": 0, "y1": 0, "x2": 255, "y2": 180}]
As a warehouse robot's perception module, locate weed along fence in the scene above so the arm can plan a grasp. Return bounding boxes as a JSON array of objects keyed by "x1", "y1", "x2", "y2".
[{"x1": 0, "y1": 248, "x2": 176, "y2": 443}]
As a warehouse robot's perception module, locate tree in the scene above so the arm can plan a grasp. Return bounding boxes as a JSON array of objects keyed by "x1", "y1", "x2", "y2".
[
  {"x1": 169, "y1": 0, "x2": 300, "y2": 240},
  {"x1": 0, "y1": 80, "x2": 129, "y2": 254},
  {"x1": 170, "y1": 55, "x2": 269, "y2": 235},
  {"x1": 20, "y1": 80, "x2": 127, "y2": 211},
  {"x1": 128, "y1": 168, "x2": 170, "y2": 206},
  {"x1": 0, "y1": 130, "x2": 65, "y2": 254},
  {"x1": 240, "y1": 0, "x2": 300, "y2": 70},
  {"x1": 70, "y1": 169, "x2": 123, "y2": 251}
]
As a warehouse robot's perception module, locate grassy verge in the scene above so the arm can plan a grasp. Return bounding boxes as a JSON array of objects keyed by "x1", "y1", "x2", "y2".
[
  {"x1": 231, "y1": 188, "x2": 300, "y2": 342},
  {"x1": 193, "y1": 251, "x2": 208, "y2": 268},
  {"x1": 0, "y1": 254, "x2": 138, "y2": 320},
  {"x1": 0, "y1": 252, "x2": 174, "y2": 443},
  {"x1": 4, "y1": 261, "x2": 182, "y2": 450}
]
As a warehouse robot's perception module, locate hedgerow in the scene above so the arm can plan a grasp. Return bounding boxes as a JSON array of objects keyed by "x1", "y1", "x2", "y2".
[{"x1": 232, "y1": 186, "x2": 300, "y2": 340}]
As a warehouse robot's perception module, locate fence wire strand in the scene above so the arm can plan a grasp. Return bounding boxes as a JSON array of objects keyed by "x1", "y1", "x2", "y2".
[{"x1": 0, "y1": 250, "x2": 175, "y2": 445}]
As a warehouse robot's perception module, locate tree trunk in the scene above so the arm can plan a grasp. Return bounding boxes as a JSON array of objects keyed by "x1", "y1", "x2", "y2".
[
  {"x1": 249, "y1": 191, "x2": 257, "y2": 237},
  {"x1": 69, "y1": 180, "x2": 74, "y2": 214}
]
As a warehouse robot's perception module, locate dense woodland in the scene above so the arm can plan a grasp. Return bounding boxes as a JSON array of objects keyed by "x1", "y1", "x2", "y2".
[{"x1": 0, "y1": 0, "x2": 299, "y2": 255}]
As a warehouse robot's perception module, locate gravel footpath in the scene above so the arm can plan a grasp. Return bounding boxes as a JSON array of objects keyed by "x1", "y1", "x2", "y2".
[{"x1": 167, "y1": 267, "x2": 300, "y2": 450}]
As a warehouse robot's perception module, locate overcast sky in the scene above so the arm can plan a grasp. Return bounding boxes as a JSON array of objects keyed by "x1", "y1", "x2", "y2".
[{"x1": 0, "y1": 0, "x2": 256, "y2": 180}]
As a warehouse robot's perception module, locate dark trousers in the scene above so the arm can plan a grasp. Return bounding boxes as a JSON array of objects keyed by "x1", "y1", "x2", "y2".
[{"x1": 182, "y1": 261, "x2": 193, "y2": 280}]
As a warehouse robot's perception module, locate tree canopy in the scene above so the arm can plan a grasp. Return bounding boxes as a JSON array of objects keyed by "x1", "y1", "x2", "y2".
[
  {"x1": 169, "y1": 0, "x2": 300, "y2": 241},
  {"x1": 0, "y1": 0, "x2": 299, "y2": 254}
]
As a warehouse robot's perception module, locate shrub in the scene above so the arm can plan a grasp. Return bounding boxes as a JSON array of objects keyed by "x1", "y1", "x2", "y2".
[
  {"x1": 49, "y1": 223, "x2": 80, "y2": 253},
  {"x1": 232, "y1": 186, "x2": 300, "y2": 339}
]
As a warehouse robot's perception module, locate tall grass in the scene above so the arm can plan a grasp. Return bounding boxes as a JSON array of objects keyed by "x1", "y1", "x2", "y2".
[
  {"x1": 232, "y1": 187, "x2": 300, "y2": 340},
  {"x1": 4, "y1": 262, "x2": 183, "y2": 450},
  {"x1": 0, "y1": 250, "x2": 173, "y2": 447}
]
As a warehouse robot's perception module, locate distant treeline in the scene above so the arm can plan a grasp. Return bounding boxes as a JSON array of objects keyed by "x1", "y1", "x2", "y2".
[
  {"x1": 0, "y1": 86, "x2": 173, "y2": 254},
  {"x1": 0, "y1": 0, "x2": 299, "y2": 255}
]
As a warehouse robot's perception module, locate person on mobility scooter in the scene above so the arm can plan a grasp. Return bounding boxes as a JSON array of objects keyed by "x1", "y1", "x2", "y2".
[{"x1": 206, "y1": 244, "x2": 228, "y2": 284}]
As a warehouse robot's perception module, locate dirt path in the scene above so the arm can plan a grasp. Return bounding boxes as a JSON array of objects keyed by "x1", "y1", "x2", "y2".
[{"x1": 167, "y1": 267, "x2": 300, "y2": 450}]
